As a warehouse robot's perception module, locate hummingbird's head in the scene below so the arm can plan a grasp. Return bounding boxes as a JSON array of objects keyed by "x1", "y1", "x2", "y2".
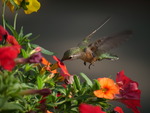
[{"x1": 61, "y1": 47, "x2": 82, "y2": 61}]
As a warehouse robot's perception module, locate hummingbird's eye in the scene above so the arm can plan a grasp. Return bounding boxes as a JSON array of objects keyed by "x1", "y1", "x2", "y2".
[{"x1": 68, "y1": 56, "x2": 72, "y2": 59}]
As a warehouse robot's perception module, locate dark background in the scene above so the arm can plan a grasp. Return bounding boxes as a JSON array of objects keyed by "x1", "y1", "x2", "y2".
[{"x1": 1, "y1": 1, "x2": 150, "y2": 113}]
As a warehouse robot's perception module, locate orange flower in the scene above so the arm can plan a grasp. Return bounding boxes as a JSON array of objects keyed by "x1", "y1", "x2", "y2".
[
  {"x1": 46, "y1": 110, "x2": 53, "y2": 113},
  {"x1": 41, "y1": 57, "x2": 57, "y2": 73},
  {"x1": 94, "y1": 78, "x2": 119, "y2": 99}
]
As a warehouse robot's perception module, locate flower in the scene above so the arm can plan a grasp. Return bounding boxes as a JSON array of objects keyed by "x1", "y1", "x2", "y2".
[
  {"x1": 46, "y1": 110, "x2": 53, "y2": 113},
  {"x1": 115, "y1": 70, "x2": 141, "y2": 113},
  {"x1": 79, "y1": 103, "x2": 106, "y2": 113},
  {"x1": 3, "y1": 0, "x2": 41, "y2": 14},
  {"x1": 20, "y1": 88, "x2": 51, "y2": 96},
  {"x1": 52, "y1": 56, "x2": 70, "y2": 77},
  {"x1": 114, "y1": 106, "x2": 124, "y2": 113},
  {"x1": 0, "y1": 25, "x2": 21, "y2": 53},
  {"x1": 24, "y1": 0, "x2": 41, "y2": 14},
  {"x1": 94, "y1": 78, "x2": 119, "y2": 99},
  {"x1": 41, "y1": 57, "x2": 58, "y2": 74},
  {"x1": 30, "y1": 46, "x2": 41, "y2": 55},
  {"x1": 0, "y1": 25, "x2": 7, "y2": 41},
  {"x1": 3, "y1": 0, "x2": 22, "y2": 12},
  {"x1": 6, "y1": 35, "x2": 21, "y2": 53},
  {"x1": 0, "y1": 46, "x2": 19, "y2": 71},
  {"x1": 26, "y1": 52, "x2": 42, "y2": 63}
]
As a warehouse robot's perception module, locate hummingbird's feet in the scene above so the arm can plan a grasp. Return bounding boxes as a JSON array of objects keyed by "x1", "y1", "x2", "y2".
[
  {"x1": 88, "y1": 63, "x2": 94, "y2": 69},
  {"x1": 84, "y1": 62, "x2": 86, "y2": 66}
]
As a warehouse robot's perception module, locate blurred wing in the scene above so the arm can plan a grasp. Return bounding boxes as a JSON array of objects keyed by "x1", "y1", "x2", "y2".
[
  {"x1": 88, "y1": 30, "x2": 133, "y2": 54},
  {"x1": 78, "y1": 17, "x2": 111, "y2": 47}
]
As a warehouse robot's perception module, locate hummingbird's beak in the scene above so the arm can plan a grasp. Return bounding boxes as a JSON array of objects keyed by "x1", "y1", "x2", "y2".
[{"x1": 61, "y1": 58, "x2": 64, "y2": 62}]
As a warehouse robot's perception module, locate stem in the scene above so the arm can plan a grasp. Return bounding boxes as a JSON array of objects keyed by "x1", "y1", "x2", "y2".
[
  {"x1": 14, "y1": 12, "x2": 18, "y2": 30},
  {"x1": 2, "y1": 0, "x2": 7, "y2": 29}
]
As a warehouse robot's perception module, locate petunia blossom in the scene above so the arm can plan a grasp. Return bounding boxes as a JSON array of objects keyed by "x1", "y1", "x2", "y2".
[
  {"x1": 0, "y1": 25, "x2": 8, "y2": 41},
  {"x1": 114, "y1": 106, "x2": 124, "y2": 113},
  {"x1": 0, "y1": 25, "x2": 21, "y2": 53},
  {"x1": 0, "y1": 46, "x2": 19, "y2": 71},
  {"x1": 94, "y1": 78, "x2": 119, "y2": 99},
  {"x1": 115, "y1": 70, "x2": 141, "y2": 113},
  {"x1": 79, "y1": 103, "x2": 106, "y2": 113}
]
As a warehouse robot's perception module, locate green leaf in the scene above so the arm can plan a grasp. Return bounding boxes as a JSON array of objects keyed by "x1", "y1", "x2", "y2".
[
  {"x1": 80, "y1": 73, "x2": 93, "y2": 87},
  {"x1": 73, "y1": 75, "x2": 81, "y2": 90},
  {"x1": 55, "y1": 86, "x2": 66, "y2": 95},
  {"x1": 0, "y1": 97, "x2": 7, "y2": 108},
  {"x1": 92, "y1": 79, "x2": 101, "y2": 90},
  {"x1": 1, "y1": 102, "x2": 23, "y2": 111},
  {"x1": 37, "y1": 76, "x2": 44, "y2": 89},
  {"x1": 21, "y1": 49, "x2": 28, "y2": 58},
  {"x1": 23, "y1": 33, "x2": 32, "y2": 39},
  {"x1": 5, "y1": 22, "x2": 18, "y2": 38},
  {"x1": 18, "y1": 26, "x2": 24, "y2": 38},
  {"x1": 31, "y1": 44, "x2": 54, "y2": 55},
  {"x1": 9, "y1": 0, "x2": 20, "y2": 9}
]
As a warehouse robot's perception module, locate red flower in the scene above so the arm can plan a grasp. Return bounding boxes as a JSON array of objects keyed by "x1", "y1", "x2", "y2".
[
  {"x1": 53, "y1": 56, "x2": 70, "y2": 77},
  {"x1": 0, "y1": 25, "x2": 8, "y2": 41},
  {"x1": 115, "y1": 70, "x2": 141, "y2": 113},
  {"x1": 0, "y1": 25, "x2": 21, "y2": 53},
  {"x1": 0, "y1": 46, "x2": 19, "y2": 71},
  {"x1": 6, "y1": 35, "x2": 21, "y2": 53},
  {"x1": 79, "y1": 103, "x2": 106, "y2": 113},
  {"x1": 114, "y1": 106, "x2": 124, "y2": 113}
]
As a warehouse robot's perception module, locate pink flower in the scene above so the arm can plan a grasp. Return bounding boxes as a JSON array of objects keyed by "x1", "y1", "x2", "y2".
[
  {"x1": 114, "y1": 106, "x2": 124, "y2": 113},
  {"x1": 26, "y1": 52, "x2": 42, "y2": 63},
  {"x1": 115, "y1": 70, "x2": 141, "y2": 113},
  {"x1": 79, "y1": 103, "x2": 106, "y2": 113}
]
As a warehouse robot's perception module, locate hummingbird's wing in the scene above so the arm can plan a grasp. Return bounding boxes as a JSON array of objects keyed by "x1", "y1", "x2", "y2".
[
  {"x1": 77, "y1": 17, "x2": 111, "y2": 48},
  {"x1": 88, "y1": 30, "x2": 133, "y2": 54}
]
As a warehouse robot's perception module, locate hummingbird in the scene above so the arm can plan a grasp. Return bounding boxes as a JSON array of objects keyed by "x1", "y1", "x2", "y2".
[{"x1": 61, "y1": 17, "x2": 132, "y2": 69}]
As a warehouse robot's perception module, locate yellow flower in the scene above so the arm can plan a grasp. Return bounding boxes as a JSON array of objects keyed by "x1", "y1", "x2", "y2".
[
  {"x1": 3, "y1": 0, "x2": 41, "y2": 14},
  {"x1": 24, "y1": 0, "x2": 41, "y2": 14},
  {"x1": 94, "y1": 78, "x2": 119, "y2": 99},
  {"x1": 3, "y1": 0, "x2": 22, "y2": 12}
]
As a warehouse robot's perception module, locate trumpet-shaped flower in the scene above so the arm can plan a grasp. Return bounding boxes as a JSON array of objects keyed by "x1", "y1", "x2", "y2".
[
  {"x1": 115, "y1": 70, "x2": 141, "y2": 113},
  {"x1": 41, "y1": 57, "x2": 58, "y2": 74},
  {"x1": 53, "y1": 56, "x2": 70, "y2": 77},
  {"x1": 79, "y1": 103, "x2": 106, "y2": 113},
  {"x1": 94, "y1": 78, "x2": 119, "y2": 99}
]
